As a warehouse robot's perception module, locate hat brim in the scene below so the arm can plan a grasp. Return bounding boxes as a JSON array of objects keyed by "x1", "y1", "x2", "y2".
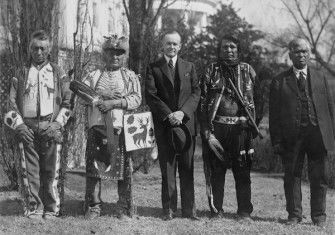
[{"x1": 168, "y1": 124, "x2": 192, "y2": 154}]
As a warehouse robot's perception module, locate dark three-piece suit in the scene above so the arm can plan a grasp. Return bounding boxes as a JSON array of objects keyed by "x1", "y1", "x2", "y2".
[
  {"x1": 269, "y1": 66, "x2": 335, "y2": 223},
  {"x1": 145, "y1": 57, "x2": 200, "y2": 216}
]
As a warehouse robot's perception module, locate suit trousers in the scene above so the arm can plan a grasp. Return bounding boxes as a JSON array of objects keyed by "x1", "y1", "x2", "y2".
[
  {"x1": 282, "y1": 124, "x2": 328, "y2": 223},
  {"x1": 157, "y1": 135, "x2": 196, "y2": 216},
  {"x1": 21, "y1": 119, "x2": 62, "y2": 215}
]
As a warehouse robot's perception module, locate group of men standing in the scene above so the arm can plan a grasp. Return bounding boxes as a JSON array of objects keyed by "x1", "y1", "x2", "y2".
[{"x1": 4, "y1": 29, "x2": 335, "y2": 228}]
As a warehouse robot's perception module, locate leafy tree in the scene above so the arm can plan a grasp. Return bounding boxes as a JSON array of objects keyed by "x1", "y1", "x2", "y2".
[{"x1": 183, "y1": 3, "x2": 265, "y2": 73}]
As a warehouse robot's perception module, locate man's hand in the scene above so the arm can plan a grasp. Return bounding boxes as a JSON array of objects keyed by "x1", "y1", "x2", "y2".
[
  {"x1": 97, "y1": 89, "x2": 122, "y2": 100},
  {"x1": 15, "y1": 124, "x2": 34, "y2": 144},
  {"x1": 167, "y1": 111, "x2": 184, "y2": 126},
  {"x1": 41, "y1": 122, "x2": 63, "y2": 143},
  {"x1": 96, "y1": 100, "x2": 118, "y2": 113},
  {"x1": 207, "y1": 134, "x2": 225, "y2": 162},
  {"x1": 173, "y1": 111, "x2": 184, "y2": 123}
]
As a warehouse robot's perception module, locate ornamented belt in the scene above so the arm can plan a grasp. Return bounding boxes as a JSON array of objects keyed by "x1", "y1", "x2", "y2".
[
  {"x1": 213, "y1": 115, "x2": 247, "y2": 125},
  {"x1": 24, "y1": 113, "x2": 53, "y2": 121}
]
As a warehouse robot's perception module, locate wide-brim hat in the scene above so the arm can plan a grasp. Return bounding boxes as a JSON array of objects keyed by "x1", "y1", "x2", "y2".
[
  {"x1": 102, "y1": 35, "x2": 128, "y2": 54},
  {"x1": 167, "y1": 123, "x2": 192, "y2": 154}
]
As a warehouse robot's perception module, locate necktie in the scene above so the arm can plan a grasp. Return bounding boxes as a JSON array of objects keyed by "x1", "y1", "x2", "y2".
[
  {"x1": 168, "y1": 59, "x2": 174, "y2": 69},
  {"x1": 297, "y1": 71, "x2": 306, "y2": 92},
  {"x1": 168, "y1": 59, "x2": 175, "y2": 78}
]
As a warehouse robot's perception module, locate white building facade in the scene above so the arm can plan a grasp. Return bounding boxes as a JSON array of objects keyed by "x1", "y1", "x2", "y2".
[{"x1": 155, "y1": 0, "x2": 220, "y2": 33}]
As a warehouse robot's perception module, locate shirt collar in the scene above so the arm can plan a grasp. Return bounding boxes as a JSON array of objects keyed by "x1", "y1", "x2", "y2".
[
  {"x1": 293, "y1": 65, "x2": 308, "y2": 79},
  {"x1": 164, "y1": 55, "x2": 177, "y2": 67},
  {"x1": 32, "y1": 61, "x2": 52, "y2": 71}
]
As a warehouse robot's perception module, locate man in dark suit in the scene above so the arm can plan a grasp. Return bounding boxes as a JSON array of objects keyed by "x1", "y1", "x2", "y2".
[
  {"x1": 269, "y1": 38, "x2": 335, "y2": 227},
  {"x1": 145, "y1": 31, "x2": 201, "y2": 220}
]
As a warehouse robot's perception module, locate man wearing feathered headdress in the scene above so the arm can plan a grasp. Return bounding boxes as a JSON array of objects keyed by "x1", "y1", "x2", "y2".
[{"x1": 81, "y1": 35, "x2": 142, "y2": 219}]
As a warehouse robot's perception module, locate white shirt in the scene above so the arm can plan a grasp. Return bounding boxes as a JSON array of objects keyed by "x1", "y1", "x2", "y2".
[
  {"x1": 164, "y1": 55, "x2": 177, "y2": 67},
  {"x1": 293, "y1": 66, "x2": 308, "y2": 80},
  {"x1": 23, "y1": 63, "x2": 54, "y2": 117}
]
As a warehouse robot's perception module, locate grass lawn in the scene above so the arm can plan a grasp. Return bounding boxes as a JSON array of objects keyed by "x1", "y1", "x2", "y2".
[{"x1": 0, "y1": 158, "x2": 334, "y2": 234}]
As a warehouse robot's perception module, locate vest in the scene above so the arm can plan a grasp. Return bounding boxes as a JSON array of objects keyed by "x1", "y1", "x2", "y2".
[
  {"x1": 298, "y1": 72, "x2": 318, "y2": 127},
  {"x1": 173, "y1": 63, "x2": 180, "y2": 110}
]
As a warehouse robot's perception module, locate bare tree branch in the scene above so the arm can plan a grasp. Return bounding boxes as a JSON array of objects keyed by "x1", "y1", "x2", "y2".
[
  {"x1": 122, "y1": 0, "x2": 130, "y2": 21},
  {"x1": 150, "y1": 0, "x2": 166, "y2": 26},
  {"x1": 280, "y1": 0, "x2": 310, "y2": 42},
  {"x1": 165, "y1": 0, "x2": 178, "y2": 9},
  {"x1": 315, "y1": 10, "x2": 333, "y2": 45},
  {"x1": 294, "y1": 0, "x2": 308, "y2": 22},
  {"x1": 315, "y1": 49, "x2": 335, "y2": 76},
  {"x1": 150, "y1": 0, "x2": 179, "y2": 27},
  {"x1": 281, "y1": 0, "x2": 335, "y2": 76},
  {"x1": 326, "y1": 39, "x2": 335, "y2": 64}
]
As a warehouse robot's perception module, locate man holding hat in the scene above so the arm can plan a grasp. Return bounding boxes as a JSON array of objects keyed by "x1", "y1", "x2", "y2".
[
  {"x1": 81, "y1": 35, "x2": 141, "y2": 219},
  {"x1": 145, "y1": 31, "x2": 201, "y2": 220},
  {"x1": 199, "y1": 36, "x2": 257, "y2": 221}
]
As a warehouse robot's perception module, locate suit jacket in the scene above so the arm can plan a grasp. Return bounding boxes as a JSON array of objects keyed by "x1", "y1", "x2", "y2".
[
  {"x1": 269, "y1": 66, "x2": 335, "y2": 153},
  {"x1": 145, "y1": 57, "x2": 200, "y2": 138}
]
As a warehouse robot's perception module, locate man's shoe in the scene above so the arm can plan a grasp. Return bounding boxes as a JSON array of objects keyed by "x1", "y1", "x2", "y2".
[
  {"x1": 84, "y1": 204, "x2": 101, "y2": 220},
  {"x1": 211, "y1": 209, "x2": 224, "y2": 219},
  {"x1": 43, "y1": 212, "x2": 59, "y2": 220},
  {"x1": 26, "y1": 210, "x2": 44, "y2": 220},
  {"x1": 162, "y1": 209, "x2": 174, "y2": 221},
  {"x1": 182, "y1": 213, "x2": 200, "y2": 221},
  {"x1": 237, "y1": 213, "x2": 253, "y2": 223},
  {"x1": 313, "y1": 221, "x2": 326, "y2": 228},
  {"x1": 116, "y1": 208, "x2": 129, "y2": 220},
  {"x1": 188, "y1": 215, "x2": 200, "y2": 221},
  {"x1": 286, "y1": 217, "x2": 302, "y2": 225}
]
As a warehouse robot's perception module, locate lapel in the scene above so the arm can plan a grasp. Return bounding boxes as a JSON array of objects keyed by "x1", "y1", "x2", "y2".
[
  {"x1": 177, "y1": 57, "x2": 185, "y2": 92},
  {"x1": 285, "y1": 67, "x2": 299, "y2": 95},
  {"x1": 308, "y1": 66, "x2": 318, "y2": 101},
  {"x1": 158, "y1": 57, "x2": 174, "y2": 86}
]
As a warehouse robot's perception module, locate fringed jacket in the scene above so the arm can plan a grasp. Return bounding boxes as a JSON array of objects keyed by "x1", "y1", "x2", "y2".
[{"x1": 5, "y1": 62, "x2": 72, "y2": 130}]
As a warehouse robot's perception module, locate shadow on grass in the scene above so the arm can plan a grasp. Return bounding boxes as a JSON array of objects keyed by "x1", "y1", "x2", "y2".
[
  {"x1": 0, "y1": 197, "x2": 285, "y2": 224},
  {"x1": 0, "y1": 198, "x2": 23, "y2": 216},
  {"x1": 103, "y1": 202, "x2": 163, "y2": 219},
  {"x1": 197, "y1": 209, "x2": 280, "y2": 223},
  {"x1": 136, "y1": 204, "x2": 163, "y2": 218},
  {"x1": 251, "y1": 171, "x2": 284, "y2": 180},
  {"x1": 61, "y1": 199, "x2": 84, "y2": 217},
  {"x1": 62, "y1": 200, "x2": 163, "y2": 219}
]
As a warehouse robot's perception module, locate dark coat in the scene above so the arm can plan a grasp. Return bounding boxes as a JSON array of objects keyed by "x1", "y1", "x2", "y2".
[
  {"x1": 269, "y1": 66, "x2": 335, "y2": 154},
  {"x1": 145, "y1": 57, "x2": 201, "y2": 138}
]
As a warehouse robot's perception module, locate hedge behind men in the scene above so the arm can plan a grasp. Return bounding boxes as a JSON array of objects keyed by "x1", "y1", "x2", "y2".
[
  {"x1": 4, "y1": 30, "x2": 72, "y2": 219},
  {"x1": 269, "y1": 38, "x2": 335, "y2": 227},
  {"x1": 145, "y1": 31, "x2": 201, "y2": 220}
]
